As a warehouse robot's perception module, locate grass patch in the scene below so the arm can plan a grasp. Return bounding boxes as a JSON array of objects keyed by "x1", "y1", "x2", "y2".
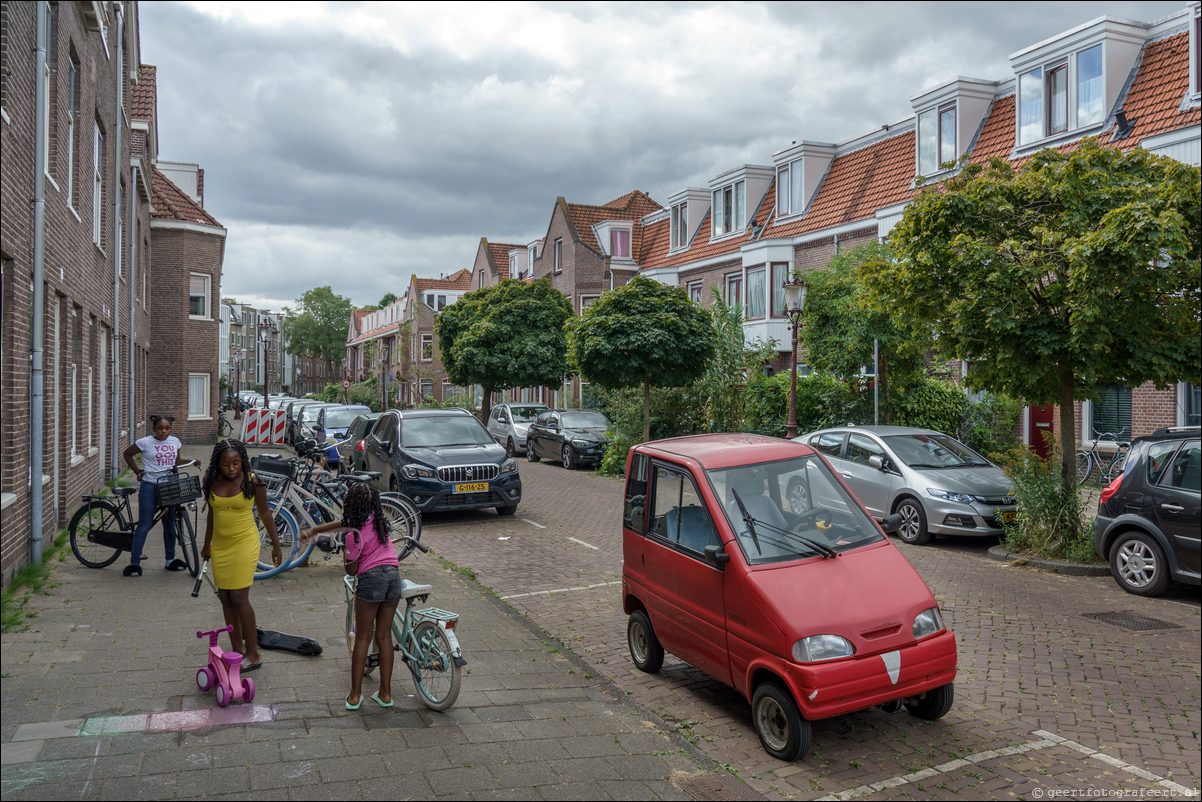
[{"x1": 1, "y1": 527, "x2": 69, "y2": 633}]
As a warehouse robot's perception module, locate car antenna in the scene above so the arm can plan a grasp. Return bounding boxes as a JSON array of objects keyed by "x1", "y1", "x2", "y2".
[{"x1": 730, "y1": 489, "x2": 762, "y2": 554}]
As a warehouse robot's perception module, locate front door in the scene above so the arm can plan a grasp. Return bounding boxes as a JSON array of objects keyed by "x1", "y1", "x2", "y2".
[
  {"x1": 642, "y1": 462, "x2": 730, "y2": 685},
  {"x1": 1028, "y1": 405, "x2": 1055, "y2": 459}
]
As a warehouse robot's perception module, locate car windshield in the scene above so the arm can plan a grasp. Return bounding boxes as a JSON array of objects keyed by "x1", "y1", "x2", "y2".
[
  {"x1": 561, "y1": 411, "x2": 608, "y2": 429},
  {"x1": 301, "y1": 406, "x2": 327, "y2": 425},
  {"x1": 509, "y1": 406, "x2": 547, "y2": 423},
  {"x1": 707, "y1": 456, "x2": 883, "y2": 565},
  {"x1": 883, "y1": 434, "x2": 991, "y2": 468},
  {"x1": 402, "y1": 416, "x2": 493, "y2": 448},
  {"x1": 326, "y1": 408, "x2": 369, "y2": 429}
]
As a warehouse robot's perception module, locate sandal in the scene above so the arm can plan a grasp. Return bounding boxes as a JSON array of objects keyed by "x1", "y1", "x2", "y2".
[
  {"x1": 165, "y1": 559, "x2": 187, "y2": 571},
  {"x1": 241, "y1": 660, "x2": 263, "y2": 673},
  {"x1": 370, "y1": 691, "x2": 394, "y2": 709},
  {"x1": 123, "y1": 565, "x2": 142, "y2": 577},
  {"x1": 345, "y1": 693, "x2": 362, "y2": 711}
]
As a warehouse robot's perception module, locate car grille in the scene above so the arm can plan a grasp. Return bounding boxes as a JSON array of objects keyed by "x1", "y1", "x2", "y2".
[
  {"x1": 440, "y1": 491, "x2": 502, "y2": 507},
  {"x1": 438, "y1": 464, "x2": 500, "y2": 483},
  {"x1": 978, "y1": 496, "x2": 1016, "y2": 505}
]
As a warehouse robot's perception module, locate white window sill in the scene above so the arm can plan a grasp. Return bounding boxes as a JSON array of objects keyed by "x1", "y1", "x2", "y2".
[
  {"x1": 774, "y1": 210, "x2": 806, "y2": 224},
  {"x1": 45, "y1": 172, "x2": 61, "y2": 193},
  {"x1": 41, "y1": 474, "x2": 51, "y2": 487},
  {"x1": 708, "y1": 231, "x2": 744, "y2": 244},
  {"x1": 189, "y1": 316, "x2": 213, "y2": 322},
  {"x1": 94, "y1": 243, "x2": 107, "y2": 258},
  {"x1": 70, "y1": 453, "x2": 85, "y2": 467},
  {"x1": 1, "y1": 492, "x2": 17, "y2": 511},
  {"x1": 68, "y1": 205, "x2": 81, "y2": 223},
  {"x1": 188, "y1": 415, "x2": 212, "y2": 421},
  {"x1": 88, "y1": 447, "x2": 99, "y2": 456},
  {"x1": 1013, "y1": 122, "x2": 1105, "y2": 155},
  {"x1": 0, "y1": 107, "x2": 10, "y2": 125}
]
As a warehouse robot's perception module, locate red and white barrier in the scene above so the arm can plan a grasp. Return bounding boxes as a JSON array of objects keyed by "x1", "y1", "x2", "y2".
[{"x1": 242, "y1": 408, "x2": 286, "y2": 446}]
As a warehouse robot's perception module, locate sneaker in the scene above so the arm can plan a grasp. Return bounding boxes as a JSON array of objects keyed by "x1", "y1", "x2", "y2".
[
  {"x1": 165, "y1": 559, "x2": 187, "y2": 571},
  {"x1": 123, "y1": 565, "x2": 143, "y2": 577}
]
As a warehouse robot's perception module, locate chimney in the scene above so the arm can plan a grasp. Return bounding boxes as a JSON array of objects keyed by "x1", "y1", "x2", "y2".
[{"x1": 197, "y1": 168, "x2": 204, "y2": 207}]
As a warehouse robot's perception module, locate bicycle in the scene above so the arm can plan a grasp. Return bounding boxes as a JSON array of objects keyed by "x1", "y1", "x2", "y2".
[
  {"x1": 1075, "y1": 428, "x2": 1131, "y2": 485},
  {"x1": 69, "y1": 461, "x2": 204, "y2": 577},
  {"x1": 217, "y1": 411, "x2": 234, "y2": 438},
  {"x1": 313, "y1": 532, "x2": 464, "y2": 711}
]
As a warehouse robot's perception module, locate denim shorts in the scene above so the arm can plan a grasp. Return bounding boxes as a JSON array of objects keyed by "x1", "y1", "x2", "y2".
[{"x1": 357, "y1": 565, "x2": 402, "y2": 603}]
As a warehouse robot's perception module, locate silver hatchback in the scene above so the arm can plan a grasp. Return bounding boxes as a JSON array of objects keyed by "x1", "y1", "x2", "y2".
[
  {"x1": 486, "y1": 403, "x2": 550, "y2": 456},
  {"x1": 794, "y1": 426, "x2": 1016, "y2": 545}
]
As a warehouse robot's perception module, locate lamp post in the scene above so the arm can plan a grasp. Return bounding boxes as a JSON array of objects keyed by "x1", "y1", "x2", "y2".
[
  {"x1": 783, "y1": 276, "x2": 808, "y2": 440},
  {"x1": 258, "y1": 321, "x2": 271, "y2": 396},
  {"x1": 232, "y1": 347, "x2": 246, "y2": 418}
]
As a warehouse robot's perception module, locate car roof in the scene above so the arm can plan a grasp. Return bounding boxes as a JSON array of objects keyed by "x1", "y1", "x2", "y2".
[
  {"x1": 395, "y1": 408, "x2": 475, "y2": 418},
  {"x1": 323, "y1": 404, "x2": 371, "y2": 412},
  {"x1": 637, "y1": 433, "x2": 814, "y2": 471},
  {"x1": 1136, "y1": 426, "x2": 1201, "y2": 444},
  {"x1": 799, "y1": 425, "x2": 944, "y2": 439},
  {"x1": 544, "y1": 408, "x2": 606, "y2": 414}
]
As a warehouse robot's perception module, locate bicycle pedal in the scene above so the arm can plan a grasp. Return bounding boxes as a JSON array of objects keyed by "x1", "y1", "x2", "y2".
[{"x1": 366, "y1": 654, "x2": 380, "y2": 668}]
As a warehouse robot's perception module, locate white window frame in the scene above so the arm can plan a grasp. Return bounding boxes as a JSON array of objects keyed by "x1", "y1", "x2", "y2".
[
  {"x1": 1192, "y1": 10, "x2": 1201, "y2": 100},
  {"x1": 670, "y1": 203, "x2": 689, "y2": 250},
  {"x1": 776, "y1": 165, "x2": 790, "y2": 216},
  {"x1": 420, "y1": 333, "x2": 433, "y2": 362},
  {"x1": 579, "y1": 295, "x2": 599, "y2": 314},
  {"x1": 188, "y1": 373, "x2": 211, "y2": 420},
  {"x1": 93, "y1": 124, "x2": 103, "y2": 247},
  {"x1": 711, "y1": 180, "x2": 745, "y2": 238},
  {"x1": 745, "y1": 266, "x2": 767, "y2": 320},
  {"x1": 67, "y1": 60, "x2": 77, "y2": 205},
  {"x1": 1017, "y1": 43, "x2": 1106, "y2": 147},
  {"x1": 188, "y1": 273, "x2": 211, "y2": 320},
  {"x1": 610, "y1": 229, "x2": 631, "y2": 260},
  {"x1": 688, "y1": 281, "x2": 703, "y2": 305},
  {"x1": 917, "y1": 103, "x2": 957, "y2": 175},
  {"x1": 554, "y1": 238, "x2": 563, "y2": 273}
]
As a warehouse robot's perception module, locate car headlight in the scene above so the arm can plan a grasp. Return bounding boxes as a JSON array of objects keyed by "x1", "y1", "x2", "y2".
[
  {"x1": 401, "y1": 464, "x2": 437, "y2": 480},
  {"x1": 792, "y1": 635, "x2": 855, "y2": 663},
  {"x1": 912, "y1": 607, "x2": 944, "y2": 639},
  {"x1": 927, "y1": 488, "x2": 975, "y2": 505},
  {"x1": 571, "y1": 439, "x2": 591, "y2": 448},
  {"x1": 500, "y1": 459, "x2": 518, "y2": 474}
]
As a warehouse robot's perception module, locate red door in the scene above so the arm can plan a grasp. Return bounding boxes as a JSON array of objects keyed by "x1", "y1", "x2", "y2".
[{"x1": 1029, "y1": 405, "x2": 1055, "y2": 459}]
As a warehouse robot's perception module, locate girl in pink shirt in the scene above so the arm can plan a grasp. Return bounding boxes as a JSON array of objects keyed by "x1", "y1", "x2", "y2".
[{"x1": 301, "y1": 483, "x2": 399, "y2": 710}]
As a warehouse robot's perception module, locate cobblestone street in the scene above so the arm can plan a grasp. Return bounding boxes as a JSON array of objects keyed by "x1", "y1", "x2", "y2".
[{"x1": 427, "y1": 459, "x2": 1202, "y2": 801}]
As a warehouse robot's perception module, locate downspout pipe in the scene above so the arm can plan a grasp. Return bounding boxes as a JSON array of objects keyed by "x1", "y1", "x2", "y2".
[
  {"x1": 30, "y1": 1, "x2": 49, "y2": 564},
  {"x1": 111, "y1": 4, "x2": 124, "y2": 479},
  {"x1": 129, "y1": 164, "x2": 136, "y2": 444}
]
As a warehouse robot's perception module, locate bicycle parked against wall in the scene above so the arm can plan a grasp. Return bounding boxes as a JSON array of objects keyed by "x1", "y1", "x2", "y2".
[
  {"x1": 69, "y1": 462, "x2": 204, "y2": 576},
  {"x1": 1075, "y1": 428, "x2": 1131, "y2": 486}
]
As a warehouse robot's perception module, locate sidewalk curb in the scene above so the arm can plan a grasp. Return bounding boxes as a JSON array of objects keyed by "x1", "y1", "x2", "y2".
[{"x1": 986, "y1": 545, "x2": 1110, "y2": 577}]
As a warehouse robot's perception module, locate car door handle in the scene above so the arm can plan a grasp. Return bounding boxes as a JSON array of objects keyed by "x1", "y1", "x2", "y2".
[
  {"x1": 1160, "y1": 503, "x2": 1185, "y2": 512},
  {"x1": 841, "y1": 472, "x2": 852, "y2": 478}
]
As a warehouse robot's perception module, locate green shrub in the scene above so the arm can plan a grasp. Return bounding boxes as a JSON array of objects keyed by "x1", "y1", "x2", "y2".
[
  {"x1": 959, "y1": 392, "x2": 1023, "y2": 455},
  {"x1": 321, "y1": 381, "x2": 383, "y2": 411},
  {"x1": 889, "y1": 374, "x2": 967, "y2": 434},
  {"x1": 992, "y1": 443, "x2": 1099, "y2": 563}
]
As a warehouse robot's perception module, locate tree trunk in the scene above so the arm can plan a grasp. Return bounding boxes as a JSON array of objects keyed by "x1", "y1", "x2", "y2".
[
  {"x1": 1057, "y1": 363, "x2": 1076, "y2": 497},
  {"x1": 481, "y1": 387, "x2": 495, "y2": 427},
  {"x1": 643, "y1": 377, "x2": 651, "y2": 445}
]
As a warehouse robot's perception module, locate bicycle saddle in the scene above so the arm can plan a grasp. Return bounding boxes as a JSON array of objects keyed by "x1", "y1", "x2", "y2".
[
  {"x1": 1119, "y1": 442, "x2": 1130, "y2": 448},
  {"x1": 399, "y1": 579, "x2": 432, "y2": 599},
  {"x1": 361, "y1": 471, "x2": 381, "y2": 481},
  {"x1": 112, "y1": 486, "x2": 137, "y2": 497},
  {"x1": 318, "y1": 482, "x2": 342, "y2": 493}
]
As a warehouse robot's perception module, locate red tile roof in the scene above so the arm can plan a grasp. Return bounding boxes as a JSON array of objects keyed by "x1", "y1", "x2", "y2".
[
  {"x1": 968, "y1": 95, "x2": 1016, "y2": 163},
  {"x1": 1108, "y1": 31, "x2": 1200, "y2": 148},
  {"x1": 485, "y1": 240, "x2": 525, "y2": 280},
  {"x1": 415, "y1": 268, "x2": 472, "y2": 292},
  {"x1": 641, "y1": 182, "x2": 777, "y2": 270},
  {"x1": 131, "y1": 64, "x2": 156, "y2": 121},
  {"x1": 150, "y1": 166, "x2": 222, "y2": 227},
  {"x1": 566, "y1": 190, "x2": 662, "y2": 256}
]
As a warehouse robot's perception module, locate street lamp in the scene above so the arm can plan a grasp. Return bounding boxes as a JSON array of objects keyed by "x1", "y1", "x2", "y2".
[
  {"x1": 783, "y1": 276, "x2": 808, "y2": 440},
  {"x1": 232, "y1": 347, "x2": 246, "y2": 417},
  {"x1": 258, "y1": 321, "x2": 272, "y2": 396}
]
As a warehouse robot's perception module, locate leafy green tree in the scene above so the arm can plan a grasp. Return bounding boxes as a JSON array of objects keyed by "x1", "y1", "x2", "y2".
[
  {"x1": 282, "y1": 286, "x2": 353, "y2": 382},
  {"x1": 863, "y1": 139, "x2": 1200, "y2": 499},
  {"x1": 568, "y1": 276, "x2": 716, "y2": 443},
  {"x1": 803, "y1": 241, "x2": 926, "y2": 419},
  {"x1": 379, "y1": 292, "x2": 397, "y2": 307},
  {"x1": 435, "y1": 278, "x2": 574, "y2": 423}
]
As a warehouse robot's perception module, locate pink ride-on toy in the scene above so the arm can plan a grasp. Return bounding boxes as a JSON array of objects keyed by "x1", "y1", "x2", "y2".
[{"x1": 196, "y1": 625, "x2": 254, "y2": 706}]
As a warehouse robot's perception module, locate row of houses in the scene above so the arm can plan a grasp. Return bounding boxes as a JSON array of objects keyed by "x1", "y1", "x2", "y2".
[
  {"x1": 346, "y1": 4, "x2": 1201, "y2": 449},
  {"x1": 218, "y1": 300, "x2": 333, "y2": 399},
  {"x1": 1, "y1": 1, "x2": 226, "y2": 582}
]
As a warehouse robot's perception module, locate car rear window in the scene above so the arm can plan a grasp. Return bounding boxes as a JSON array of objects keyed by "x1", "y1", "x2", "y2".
[{"x1": 809, "y1": 433, "x2": 843, "y2": 457}]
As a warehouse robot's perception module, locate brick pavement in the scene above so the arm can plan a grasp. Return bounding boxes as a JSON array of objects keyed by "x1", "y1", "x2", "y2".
[
  {"x1": 0, "y1": 445, "x2": 714, "y2": 800},
  {"x1": 427, "y1": 459, "x2": 1202, "y2": 801}
]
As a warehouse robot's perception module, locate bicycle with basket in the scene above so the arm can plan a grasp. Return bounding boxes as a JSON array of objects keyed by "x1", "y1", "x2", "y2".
[{"x1": 69, "y1": 461, "x2": 205, "y2": 576}]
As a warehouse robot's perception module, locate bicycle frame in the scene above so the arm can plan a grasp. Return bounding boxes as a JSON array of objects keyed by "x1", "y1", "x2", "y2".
[{"x1": 341, "y1": 574, "x2": 464, "y2": 669}]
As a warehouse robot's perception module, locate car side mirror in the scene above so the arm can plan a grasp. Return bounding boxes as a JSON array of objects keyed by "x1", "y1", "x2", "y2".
[
  {"x1": 704, "y1": 544, "x2": 730, "y2": 567},
  {"x1": 380, "y1": 440, "x2": 393, "y2": 455},
  {"x1": 869, "y1": 455, "x2": 885, "y2": 471},
  {"x1": 881, "y1": 513, "x2": 903, "y2": 534}
]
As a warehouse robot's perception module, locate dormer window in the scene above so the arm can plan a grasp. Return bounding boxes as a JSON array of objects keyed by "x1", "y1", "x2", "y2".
[
  {"x1": 610, "y1": 229, "x2": 631, "y2": 259},
  {"x1": 776, "y1": 166, "x2": 789, "y2": 216},
  {"x1": 509, "y1": 254, "x2": 517, "y2": 275},
  {"x1": 712, "y1": 180, "x2": 745, "y2": 237},
  {"x1": 595, "y1": 221, "x2": 634, "y2": 260},
  {"x1": 917, "y1": 103, "x2": 957, "y2": 174},
  {"x1": 670, "y1": 203, "x2": 689, "y2": 249},
  {"x1": 1019, "y1": 44, "x2": 1104, "y2": 145}
]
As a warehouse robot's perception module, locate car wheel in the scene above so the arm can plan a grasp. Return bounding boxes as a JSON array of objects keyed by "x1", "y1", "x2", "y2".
[
  {"x1": 496, "y1": 505, "x2": 518, "y2": 516},
  {"x1": 785, "y1": 477, "x2": 810, "y2": 514},
  {"x1": 390, "y1": 476, "x2": 400, "y2": 494},
  {"x1": 627, "y1": 610, "x2": 664, "y2": 673},
  {"x1": 893, "y1": 497, "x2": 932, "y2": 545},
  {"x1": 1109, "y1": 531, "x2": 1171, "y2": 597},
  {"x1": 506, "y1": 437, "x2": 517, "y2": 458},
  {"x1": 904, "y1": 682, "x2": 954, "y2": 720},
  {"x1": 526, "y1": 441, "x2": 540, "y2": 462},
  {"x1": 751, "y1": 683, "x2": 811, "y2": 761},
  {"x1": 562, "y1": 445, "x2": 576, "y2": 470}
]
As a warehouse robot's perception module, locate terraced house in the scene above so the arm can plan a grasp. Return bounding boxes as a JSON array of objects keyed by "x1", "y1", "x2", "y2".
[{"x1": 1, "y1": 0, "x2": 223, "y2": 583}]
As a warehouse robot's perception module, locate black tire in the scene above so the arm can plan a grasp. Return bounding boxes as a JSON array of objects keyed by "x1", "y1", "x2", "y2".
[
  {"x1": 785, "y1": 477, "x2": 810, "y2": 514},
  {"x1": 496, "y1": 505, "x2": 518, "y2": 516},
  {"x1": 411, "y1": 619, "x2": 463, "y2": 711},
  {"x1": 1109, "y1": 531, "x2": 1171, "y2": 597},
  {"x1": 1103, "y1": 451, "x2": 1127, "y2": 483},
  {"x1": 562, "y1": 445, "x2": 576, "y2": 470},
  {"x1": 217, "y1": 417, "x2": 233, "y2": 438},
  {"x1": 904, "y1": 682, "x2": 955, "y2": 720},
  {"x1": 627, "y1": 610, "x2": 664, "y2": 673},
  {"x1": 893, "y1": 497, "x2": 932, "y2": 545},
  {"x1": 506, "y1": 437, "x2": 517, "y2": 458},
  {"x1": 381, "y1": 496, "x2": 422, "y2": 561},
  {"x1": 69, "y1": 500, "x2": 126, "y2": 568},
  {"x1": 175, "y1": 507, "x2": 201, "y2": 577},
  {"x1": 751, "y1": 683, "x2": 811, "y2": 761},
  {"x1": 1074, "y1": 451, "x2": 1093, "y2": 485},
  {"x1": 526, "y1": 441, "x2": 540, "y2": 462}
]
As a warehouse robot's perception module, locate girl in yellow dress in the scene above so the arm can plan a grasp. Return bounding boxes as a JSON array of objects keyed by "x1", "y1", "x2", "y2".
[{"x1": 201, "y1": 440, "x2": 283, "y2": 672}]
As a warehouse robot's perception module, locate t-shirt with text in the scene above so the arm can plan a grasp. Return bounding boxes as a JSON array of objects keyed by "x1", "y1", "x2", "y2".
[{"x1": 136, "y1": 435, "x2": 181, "y2": 483}]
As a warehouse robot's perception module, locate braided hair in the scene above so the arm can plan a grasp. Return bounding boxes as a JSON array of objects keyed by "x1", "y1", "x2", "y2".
[
  {"x1": 341, "y1": 482, "x2": 390, "y2": 545},
  {"x1": 202, "y1": 439, "x2": 258, "y2": 508}
]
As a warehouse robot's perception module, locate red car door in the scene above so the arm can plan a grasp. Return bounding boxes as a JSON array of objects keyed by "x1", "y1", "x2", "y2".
[{"x1": 641, "y1": 461, "x2": 731, "y2": 685}]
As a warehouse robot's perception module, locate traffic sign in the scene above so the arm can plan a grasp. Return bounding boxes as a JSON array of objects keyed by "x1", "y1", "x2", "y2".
[{"x1": 342, "y1": 380, "x2": 351, "y2": 389}]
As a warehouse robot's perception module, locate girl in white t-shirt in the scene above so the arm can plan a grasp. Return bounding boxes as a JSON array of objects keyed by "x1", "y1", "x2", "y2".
[{"x1": 121, "y1": 415, "x2": 190, "y2": 577}]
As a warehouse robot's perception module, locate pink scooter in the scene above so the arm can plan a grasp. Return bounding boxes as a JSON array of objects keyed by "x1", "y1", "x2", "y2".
[{"x1": 196, "y1": 625, "x2": 255, "y2": 706}]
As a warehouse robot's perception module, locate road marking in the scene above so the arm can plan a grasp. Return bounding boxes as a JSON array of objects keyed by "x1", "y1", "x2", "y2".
[
  {"x1": 1032, "y1": 729, "x2": 1198, "y2": 796},
  {"x1": 500, "y1": 581, "x2": 621, "y2": 600},
  {"x1": 568, "y1": 537, "x2": 599, "y2": 550},
  {"x1": 522, "y1": 518, "x2": 546, "y2": 529}
]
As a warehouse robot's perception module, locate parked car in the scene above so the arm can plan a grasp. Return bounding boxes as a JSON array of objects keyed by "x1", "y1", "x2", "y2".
[
  {"x1": 363, "y1": 408, "x2": 521, "y2": 515},
  {"x1": 285, "y1": 400, "x2": 325, "y2": 445},
  {"x1": 1094, "y1": 426, "x2": 1200, "y2": 597},
  {"x1": 267, "y1": 396, "x2": 296, "y2": 412},
  {"x1": 337, "y1": 412, "x2": 383, "y2": 474},
  {"x1": 795, "y1": 426, "x2": 1015, "y2": 545},
  {"x1": 297, "y1": 403, "x2": 336, "y2": 444},
  {"x1": 525, "y1": 409, "x2": 610, "y2": 469},
  {"x1": 317, "y1": 405, "x2": 373, "y2": 440},
  {"x1": 486, "y1": 403, "x2": 550, "y2": 456},
  {"x1": 622, "y1": 434, "x2": 957, "y2": 761}
]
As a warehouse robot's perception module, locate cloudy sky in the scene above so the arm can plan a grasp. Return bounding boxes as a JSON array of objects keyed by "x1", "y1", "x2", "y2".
[{"x1": 140, "y1": 1, "x2": 1187, "y2": 313}]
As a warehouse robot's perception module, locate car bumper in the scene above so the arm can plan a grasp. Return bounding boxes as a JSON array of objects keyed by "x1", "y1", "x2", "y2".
[
  {"x1": 403, "y1": 475, "x2": 523, "y2": 513},
  {"x1": 787, "y1": 629, "x2": 958, "y2": 721},
  {"x1": 923, "y1": 499, "x2": 1015, "y2": 537}
]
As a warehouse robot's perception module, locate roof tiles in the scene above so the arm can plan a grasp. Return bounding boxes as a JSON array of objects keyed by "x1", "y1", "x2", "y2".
[
  {"x1": 150, "y1": 166, "x2": 222, "y2": 227},
  {"x1": 1109, "y1": 31, "x2": 1200, "y2": 148},
  {"x1": 485, "y1": 241, "x2": 525, "y2": 280},
  {"x1": 566, "y1": 190, "x2": 662, "y2": 256},
  {"x1": 415, "y1": 268, "x2": 472, "y2": 293},
  {"x1": 131, "y1": 64, "x2": 156, "y2": 122}
]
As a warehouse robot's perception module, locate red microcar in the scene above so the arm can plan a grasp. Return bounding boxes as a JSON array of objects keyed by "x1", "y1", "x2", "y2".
[{"x1": 622, "y1": 434, "x2": 957, "y2": 761}]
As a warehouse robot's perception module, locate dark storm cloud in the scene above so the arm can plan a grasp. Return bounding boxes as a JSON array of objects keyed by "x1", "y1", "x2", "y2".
[{"x1": 139, "y1": 1, "x2": 1188, "y2": 310}]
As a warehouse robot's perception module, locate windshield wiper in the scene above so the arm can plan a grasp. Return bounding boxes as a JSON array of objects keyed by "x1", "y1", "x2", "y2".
[
  {"x1": 731, "y1": 491, "x2": 836, "y2": 559},
  {"x1": 730, "y1": 490, "x2": 761, "y2": 555}
]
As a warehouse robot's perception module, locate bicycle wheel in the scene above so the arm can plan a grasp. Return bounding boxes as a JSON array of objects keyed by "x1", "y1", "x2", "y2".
[
  {"x1": 343, "y1": 595, "x2": 402, "y2": 678},
  {"x1": 254, "y1": 503, "x2": 299, "y2": 580},
  {"x1": 1074, "y1": 451, "x2": 1093, "y2": 485},
  {"x1": 217, "y1": 416, "x2": 233, "y2": 438},
  {"x1": 409, "y1": 619, "x2": 462, "y2": 711},
  {"x1": 1104, "y1": 451, "x2": 1127, "y2": 483},
  {"x1": 68, "y1": 500, "x2": 126, "y2": 568},
  {"x1": 278, "y1": 494, "x2": 327, "y2": 570},
  {"x1": 381, "y1": 495, "x2": 422, "y2": 561},
  {"x1": 174, "y1": 506, "x2": 201, "y2": 577}
]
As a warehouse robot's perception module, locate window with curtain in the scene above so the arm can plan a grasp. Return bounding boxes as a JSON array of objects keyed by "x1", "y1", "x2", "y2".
[
  {"x1": 771, "y1": 263, "x2": 789, "y2": 317},
  {"x1": 1076, "y1": 45, "x2": 1104, "y2": 126},
  {"x1": 1019, "y1": 68, "x2": 1043, "y2": 145},
  {"x1": 610, "y1": 229, "x2": 631, "y2": 259},
  {"x1": 188, "y1": 374, "x2": 209, "y2": 418},
  {"x1": 725, "y1": 274, "x2": 743, "y2": 309},
  {"x1": 189, "y1": 274, "x2": 208, "y2": 317},
  {"x1": 1094, "y1": 386, "x2": 1131, "y2": 438},
  {"x1": 746, "y1": 267, "x2": 766, "y2": 319},
  {"x1": 689, "y1": 282, "x2": 703, "y2": 304},
  {"x1": 1046, "y1": 63, "x2": 1068, "y2": 135}
]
